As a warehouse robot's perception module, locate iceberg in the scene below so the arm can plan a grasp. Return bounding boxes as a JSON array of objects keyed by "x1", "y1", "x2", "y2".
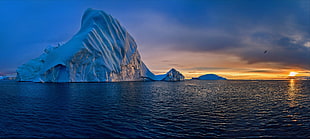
[
  {"x1": 0, "y1": 74, "x2": 16, "y2": 81},
  {"x1": 193, "y1": 74, "x2": 227, "y2": 80},
  {"x1": 16, "y1": 8, "x2": 184, "y2": 82},
  {"x1": 143, "y1": 68, "x2": 184, "y2": 81}
]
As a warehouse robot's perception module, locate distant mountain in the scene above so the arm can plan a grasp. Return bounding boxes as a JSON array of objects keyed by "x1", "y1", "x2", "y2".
[
  {"x1": 16, "y1": 9, "x2": 184, "y2": 82},
  {"x1": 193, "y1": 74, "x2": 227, "y2": 80}
]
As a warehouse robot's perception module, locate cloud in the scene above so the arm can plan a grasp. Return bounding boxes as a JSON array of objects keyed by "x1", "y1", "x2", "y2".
[
  {"x1": 304, "y1": 42, "x2": 310, "y2": 48},
  {"x1": 184, "y1": 67, "x2": 231, "y2": 71},
  {"x1": 128, "y1": 0, "x2": 310, "y2": 70},
  {"x1": 246, "y1": 70, "x2": 284, "y2": 74},
  {"x1": 0, "y1": 0, "x2": 309, "y2": 73}
]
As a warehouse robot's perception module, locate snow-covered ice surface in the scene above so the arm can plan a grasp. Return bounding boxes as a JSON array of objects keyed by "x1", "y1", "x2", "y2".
[{"x1": 16, "y1": 9, "x2": 184, "y2": 82}]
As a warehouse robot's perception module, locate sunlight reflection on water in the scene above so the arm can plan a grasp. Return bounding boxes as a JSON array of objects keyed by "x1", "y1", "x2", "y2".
[{"x1": 288, "y1": 79, "x2": 297, "y2": 107}]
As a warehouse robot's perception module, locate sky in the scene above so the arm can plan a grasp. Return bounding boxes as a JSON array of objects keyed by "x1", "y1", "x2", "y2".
[{"x1": 0, "y1": 0, "x2": 309, "y2": 79}]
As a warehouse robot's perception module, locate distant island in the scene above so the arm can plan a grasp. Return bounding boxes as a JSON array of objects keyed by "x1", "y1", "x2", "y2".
[{"x1": 192, "y1": 74, "x2": 227, "y2": 80}]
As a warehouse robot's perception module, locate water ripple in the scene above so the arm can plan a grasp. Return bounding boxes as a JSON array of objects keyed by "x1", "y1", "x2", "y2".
[{"x1": 0, "y1": 80, "x2": 309, "y2": 138}]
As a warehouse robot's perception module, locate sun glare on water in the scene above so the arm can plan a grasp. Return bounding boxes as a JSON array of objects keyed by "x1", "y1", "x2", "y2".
[{"x1": 288, "y1": 72, "x2": 298, "y2": 76}]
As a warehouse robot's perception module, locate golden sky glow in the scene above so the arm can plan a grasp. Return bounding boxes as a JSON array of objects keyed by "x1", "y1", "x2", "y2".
[{"x1": 140, "y1": 50, "x2": 310, "y2": 80}]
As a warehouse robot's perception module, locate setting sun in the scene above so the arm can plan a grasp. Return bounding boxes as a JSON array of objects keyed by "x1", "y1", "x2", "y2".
[{"x1": 289, "y1": 72, "x2": 298, "y2": 76}]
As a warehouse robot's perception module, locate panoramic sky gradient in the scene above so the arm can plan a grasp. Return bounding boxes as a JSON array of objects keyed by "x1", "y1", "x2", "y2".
[{"x1": 0, "y1": 0, "x2": 309, "y2": 79}]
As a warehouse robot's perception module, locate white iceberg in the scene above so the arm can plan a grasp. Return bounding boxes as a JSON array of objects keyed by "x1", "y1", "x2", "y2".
[{"x1": 16, "y1": 8, "x2": 184, "y2": 82}]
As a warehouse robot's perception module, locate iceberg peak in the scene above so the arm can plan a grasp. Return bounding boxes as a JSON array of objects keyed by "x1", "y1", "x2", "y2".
[{"x1": 80, "y1": 8, "x2": 115, "y2": 31}]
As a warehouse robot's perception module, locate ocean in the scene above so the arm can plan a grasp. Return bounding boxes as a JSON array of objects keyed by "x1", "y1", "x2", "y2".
[{"x1": 0, "y1": 80, "x2": 309, "y2": 138}]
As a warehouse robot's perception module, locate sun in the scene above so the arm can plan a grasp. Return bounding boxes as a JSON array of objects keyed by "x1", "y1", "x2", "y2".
[{"x1": 288, "y1": 72, "x2": 298, "y2": 76}]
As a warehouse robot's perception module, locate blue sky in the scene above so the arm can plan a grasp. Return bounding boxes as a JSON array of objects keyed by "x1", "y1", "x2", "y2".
[{"x1": 0, "y1": 0, "x2": 309, "y2": 79}]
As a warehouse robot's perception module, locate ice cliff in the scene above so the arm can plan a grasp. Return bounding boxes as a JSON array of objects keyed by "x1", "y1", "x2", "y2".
[{"x1": 16, "y1": 8, "x2": 184, "y2": 82}]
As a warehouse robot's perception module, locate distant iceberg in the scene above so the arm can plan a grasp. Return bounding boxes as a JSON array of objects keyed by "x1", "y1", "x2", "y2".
[
  {"x1": 16, "y1": 8, "x2": 184, "y2": 82},
  {"x1": 193, "y1": 74, "x2": 227, "y2": 80},
  {"x1": 143, "y1": 68, "x2": 184, "y2": 81},
  {"x1": 0, "y1": 74, "x2": 16, "y2": 81}
]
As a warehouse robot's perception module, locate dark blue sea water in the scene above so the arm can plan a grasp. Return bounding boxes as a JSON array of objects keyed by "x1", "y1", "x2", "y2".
[{"x1": 0, "y1": 80, "x2": 309, "y2": 138}]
